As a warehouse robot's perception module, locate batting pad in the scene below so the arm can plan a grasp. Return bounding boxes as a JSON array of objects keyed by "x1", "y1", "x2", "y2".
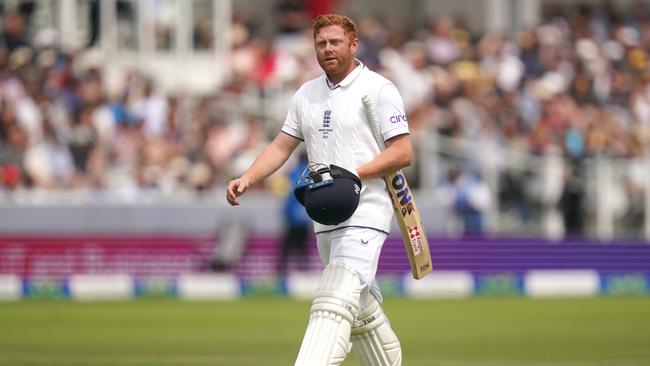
[
  {"x1": 350, "y1": 295, "x2": 402, "y2": 366},
  {"x1": 294, "y1": 262, "x2": 362, "y2": 366}
]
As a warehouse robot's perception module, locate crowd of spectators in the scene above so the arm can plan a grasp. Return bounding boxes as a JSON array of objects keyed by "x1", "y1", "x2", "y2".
[
  {"x1": 1, "y1": 1, "x2": 649, "y2": 234},
  {"x1": 0, "y1": 5, "x2": 271, "y2": 200}
]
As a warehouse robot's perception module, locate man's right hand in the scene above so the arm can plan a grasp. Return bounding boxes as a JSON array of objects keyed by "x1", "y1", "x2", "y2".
[
  {"x1": 225, "y1": 132, "x2": 301, "y2": 206},
  {"x1": 226, "y1": 177, "x2": 252, "y2": 206}
]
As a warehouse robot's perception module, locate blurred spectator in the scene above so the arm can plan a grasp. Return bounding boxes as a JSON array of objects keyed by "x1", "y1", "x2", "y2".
[
  {"x1": 0, "y1": 122, "x2": 29, "y2": 189},
  {"x1": 2, "y1": 0, "x2": 650, "y2": 240},
  {"x1": 438, "y1": 165, "x2": 491, "y2": 235},
  {"x1": 193, "y1": 14, "x2": 214, "y2": 50},
  {"x1": 0, "y1": 12, "x2": 29, "y2": 53},
  {"x1": 274, "y1": 0, "x2": 309, "y2": 35},
  {"x1": 559, "y1": 162, "x2": 586, "y2": 236},
  {"x1": 211, "y1": 217, "x2": 248, "y2": 272},
  {"x1": 23, "y1": 119, "x2": 75, "y2": 188},
  {"x1": 305, "y1": 0, "x2": 339, "y2": 20},
  {"x1": 67, "y1": 106, "x2": 98, "y2": 175},
  {"x1": 132, "y1": 80, "x2": 169, "y2": 140},
  {"x1": 425, "y1": 17, "x2": 462, "y2": 66},
  {"x1": 276, "y1": 152, "x2": 311, "y2": 276}
]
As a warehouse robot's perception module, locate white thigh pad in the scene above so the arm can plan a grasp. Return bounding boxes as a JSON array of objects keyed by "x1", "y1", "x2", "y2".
[
  {"x1": 351, "y1": 295, "x2": 402, "y2": 366},
  {"x1": 294, "y1": 262, "x2": 362, "y2": 366}
]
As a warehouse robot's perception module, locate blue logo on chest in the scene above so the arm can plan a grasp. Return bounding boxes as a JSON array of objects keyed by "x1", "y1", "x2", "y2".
[
  {"x1": 323, "y1": 110, "x2": 331, "y2": 127},
  {"x1": 320, "y1": 110, "x2": 333, "y2": 139}
]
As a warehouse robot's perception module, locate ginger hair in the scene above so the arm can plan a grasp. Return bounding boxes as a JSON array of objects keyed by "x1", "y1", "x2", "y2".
[{"x1": 313, "y1": 14, "x2": 358, "y2": 41}]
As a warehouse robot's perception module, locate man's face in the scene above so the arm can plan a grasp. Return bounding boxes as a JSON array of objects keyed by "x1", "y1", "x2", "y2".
[{"x1": 314, "y1": 25, "x2": 359, "y2": 81}]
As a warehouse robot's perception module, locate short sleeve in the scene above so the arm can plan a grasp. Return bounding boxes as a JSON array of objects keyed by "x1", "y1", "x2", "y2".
[
  {"x1": 281, "y1": 94, "x2": 304, "y2": 141},
  {"x1": 376, "y1": 83, "x2": 409, "y2": 141}
]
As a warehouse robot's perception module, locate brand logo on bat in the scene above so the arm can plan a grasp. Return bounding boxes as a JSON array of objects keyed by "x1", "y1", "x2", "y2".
[
  {"x1": 407, "y1": 225, "x2": 424, "y2": 256},
  {"x1": 391, "y1": 173, "x2": 414, "y2": 215}
]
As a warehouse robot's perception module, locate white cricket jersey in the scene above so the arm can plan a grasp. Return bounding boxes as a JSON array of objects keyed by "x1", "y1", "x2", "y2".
[{"x1": 281, "y1": 61, "x2": 410, "y2": 234}]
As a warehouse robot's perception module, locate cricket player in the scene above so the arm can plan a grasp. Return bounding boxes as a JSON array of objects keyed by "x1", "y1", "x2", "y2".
[{"x1": 226, "y1": 13, "x2": 411, "y2": 366}]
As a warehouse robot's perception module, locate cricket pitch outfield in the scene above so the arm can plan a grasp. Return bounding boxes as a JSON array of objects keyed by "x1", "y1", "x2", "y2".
[{"x1": 1, "y1": 297, "x2": 649, "y2": 366}]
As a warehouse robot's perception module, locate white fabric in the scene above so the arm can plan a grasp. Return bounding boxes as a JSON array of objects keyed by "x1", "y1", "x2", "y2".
[
  {"x1": 132, "y1": 93, "x2": 169, "y2": 139},
  {"x1": 294, "y1": 262, "x2": 362, "y2": 366},
  {"x1": 281, "y1": 61, "x2": 409, "y2": 234},
  {"x1": 316, "y1": 227, "x2": 387, "y2": 309},
  {"x1": 24, "y1": 139, "x2": 75, "y2": 185},
  {"x1": 351, "y1": 295, "x2": 402, "y2": 366},
  {"x1": 92, "y1": 105, "x2": 117, "y2": 144}
]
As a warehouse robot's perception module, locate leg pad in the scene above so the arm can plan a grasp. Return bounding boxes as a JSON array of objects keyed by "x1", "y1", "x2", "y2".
[
  {"x1": 294, "y1": 262, "x2": 362, "y2": 366},
  {"x1": 351, "y1": 295, "x2": 402, "y2": 366}
]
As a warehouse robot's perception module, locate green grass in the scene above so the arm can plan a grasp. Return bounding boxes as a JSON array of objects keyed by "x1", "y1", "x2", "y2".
[{"x1": 1, "y1": 297, "x2": 649, "y2": 366}]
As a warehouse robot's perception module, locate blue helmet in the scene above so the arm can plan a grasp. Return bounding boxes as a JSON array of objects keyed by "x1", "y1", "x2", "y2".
[{"x1": 294, "y1": 163, "x2": 362, "y2": 225}]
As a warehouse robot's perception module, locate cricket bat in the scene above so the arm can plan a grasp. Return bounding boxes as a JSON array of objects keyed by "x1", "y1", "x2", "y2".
[{"x1": 362, "y1": 95, "x2": 432, "y2": 279}]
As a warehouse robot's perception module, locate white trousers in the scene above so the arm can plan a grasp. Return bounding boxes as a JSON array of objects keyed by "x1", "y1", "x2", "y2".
[{"x1": 316, "y1": 227, "x2": 387, "y2": 309}]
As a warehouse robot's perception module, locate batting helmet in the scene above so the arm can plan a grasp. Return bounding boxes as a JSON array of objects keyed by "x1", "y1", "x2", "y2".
[{"x1": 294, "y1": 163, "x2": 362, "y2": 225}]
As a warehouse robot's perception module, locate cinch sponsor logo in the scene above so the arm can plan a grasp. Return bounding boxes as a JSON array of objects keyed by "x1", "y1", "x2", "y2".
[
  {"x1": 391, "y1": 173, "x2": 414, "y2": 215},
  {"x1": 389, "y1": 115, "x2": 407, "y2": 124}
]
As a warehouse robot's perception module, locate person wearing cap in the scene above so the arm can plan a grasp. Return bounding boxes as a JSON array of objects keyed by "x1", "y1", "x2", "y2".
[{"x1": 226, "y1": 13, "x2": 411, "y2": 366}]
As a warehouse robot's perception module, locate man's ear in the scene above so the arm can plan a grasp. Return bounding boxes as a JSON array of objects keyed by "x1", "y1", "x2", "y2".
[{"x1": 351, "y1": 37, "x2": 360, "y2": 53}]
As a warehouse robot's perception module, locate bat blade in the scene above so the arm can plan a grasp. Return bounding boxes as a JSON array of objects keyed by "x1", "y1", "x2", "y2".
[
  {"x1": 384, "y1": 170, "x2": 432, "y2": 279},
  {"x1": 362, "y1": 95, "x2": 432, "y2": 279}
]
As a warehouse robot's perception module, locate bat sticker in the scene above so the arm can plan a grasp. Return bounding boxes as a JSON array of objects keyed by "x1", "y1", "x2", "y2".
[{"x1": 407, "y1": 225, "x2": 424, "y2": 256}]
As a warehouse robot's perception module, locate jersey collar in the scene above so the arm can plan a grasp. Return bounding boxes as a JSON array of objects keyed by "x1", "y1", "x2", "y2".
[{"x1": 326, "y1": 59, "x2": 364, "y2": 90}]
